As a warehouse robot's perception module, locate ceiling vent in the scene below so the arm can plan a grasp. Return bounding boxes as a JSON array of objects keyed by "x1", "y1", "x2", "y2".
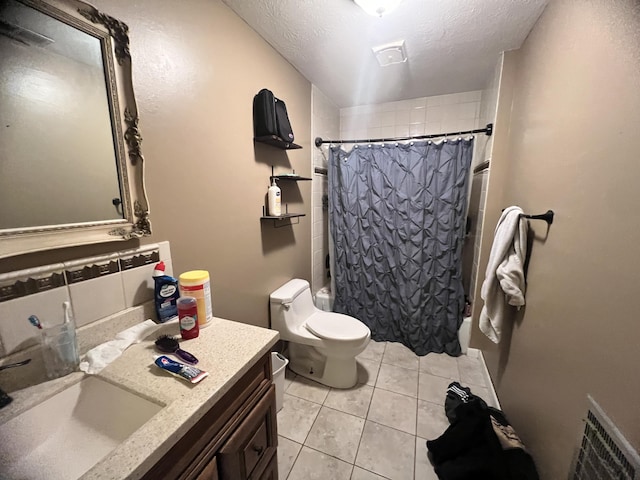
[
  {"x1": 372, "y1": 40, "x2": 407, "y2": 66},
  {"x1": 354, "y1": 0, "x2": 403, "y2": 17}
]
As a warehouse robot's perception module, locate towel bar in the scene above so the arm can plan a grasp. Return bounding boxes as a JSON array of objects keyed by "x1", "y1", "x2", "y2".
[
  {"x1": 521, "y1": 210, "x2": 554, "y2": 225},
  {"x1": 502, "y1": 209, "x2": 554, "y2": 225}
]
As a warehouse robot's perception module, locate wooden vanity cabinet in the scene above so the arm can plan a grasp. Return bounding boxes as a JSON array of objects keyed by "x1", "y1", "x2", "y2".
[{"x1": 141, "y1": 352, "x2": 278, "y2": 480}]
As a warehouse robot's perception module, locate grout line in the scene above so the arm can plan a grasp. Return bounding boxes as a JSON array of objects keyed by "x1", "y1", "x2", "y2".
[
  {"x1": 301, "y1": 406, "x2": 322, "y2": 447},
  {"x1": 352, "y1": 465, "x2": 392, "y2": 480},
  {"x1": 279, "y1": 435, "x2": 303, "y2": 480},
  {"x1": 320, "y1": 402, "x2": 367, "y2": 420},
  {"x1": 373, "y1": 383, "x2": 418, "y2": 399},
  {"x1": 366, "y1": 416, "x2": 419, "y2": 438},
  {"x1": 373, "y1": 384, "x2": 419, "y2": 401},
  {"x1": 413, "y1": 432, "x2": 417, "y2": 480},
  {"x1": 298, "y1": 443, "x2": 356, "y2": 473}
]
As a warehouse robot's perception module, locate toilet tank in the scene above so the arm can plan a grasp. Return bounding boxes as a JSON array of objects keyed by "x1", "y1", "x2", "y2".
[{"x1": 269, "y1": 279, "x2": 316, "y2": 331}]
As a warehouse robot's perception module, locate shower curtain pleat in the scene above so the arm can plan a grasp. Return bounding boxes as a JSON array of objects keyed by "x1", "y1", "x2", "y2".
[{"x1": 328, "y1": 139, "x2": 473, "y2": 356}]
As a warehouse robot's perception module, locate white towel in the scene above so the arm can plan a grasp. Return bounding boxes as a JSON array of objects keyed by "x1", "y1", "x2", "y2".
[
  {"x1": 79, "y1": 319, "x2": 159, "y2": 374},
  {"x1": 479, "y1": 206, "x2": 528, "y2": 343}
]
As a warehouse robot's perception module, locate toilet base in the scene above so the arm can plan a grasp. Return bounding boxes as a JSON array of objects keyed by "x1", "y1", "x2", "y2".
[{"x1": 288, "y1": 343, "x2": 359, "y2": 389}]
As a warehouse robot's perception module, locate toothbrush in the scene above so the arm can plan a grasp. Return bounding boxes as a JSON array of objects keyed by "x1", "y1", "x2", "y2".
[
  {"x1": 28, "y1": 315, "x2": 42, "y2": 329},
  {"x1": 63, "y1": 301, "x2": 73, "y2": 324}
]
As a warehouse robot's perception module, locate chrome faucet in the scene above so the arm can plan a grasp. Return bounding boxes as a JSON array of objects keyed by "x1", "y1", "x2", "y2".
[{"x1": 0, "y1": 358, "x2": 32, "y2": 409}]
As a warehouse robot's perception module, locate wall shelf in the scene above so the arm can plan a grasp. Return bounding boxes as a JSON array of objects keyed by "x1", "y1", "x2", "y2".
[
  {"x1": 254, "y1": 135, "x2": 302, "y2": 150},
  {"x1": 260, "y1": 212, "x2": 305, "y2": 227},
  {"x1": 272, "y1": 174, "x2": 312, "y2": 181},
  {"x1": 261, "y1": 213, "x2": 305, "y2": 220}
]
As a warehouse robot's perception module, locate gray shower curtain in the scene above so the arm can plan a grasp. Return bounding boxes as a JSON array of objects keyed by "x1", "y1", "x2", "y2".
[{"x1": 328, "y1": 138, "x2": 474, "y2": 356}]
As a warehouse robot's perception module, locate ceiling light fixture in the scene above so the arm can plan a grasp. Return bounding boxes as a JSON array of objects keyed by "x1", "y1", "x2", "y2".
[{"x1": 354, "y1": 0, "x2": 403, "y2": 17}]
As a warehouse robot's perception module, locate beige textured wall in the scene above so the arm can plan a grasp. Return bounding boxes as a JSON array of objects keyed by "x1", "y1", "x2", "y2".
[
  {"x1": 0, "y1": 0, "x2": 312, "y2": 328},
  {"x1": 474, "y1": 1, "x2": 640, "y2": 478}
]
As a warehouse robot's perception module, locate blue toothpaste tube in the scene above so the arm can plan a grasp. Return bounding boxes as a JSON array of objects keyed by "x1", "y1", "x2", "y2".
[{"x1": 154, "y1": 355, "x2": 208, "y2": 384}]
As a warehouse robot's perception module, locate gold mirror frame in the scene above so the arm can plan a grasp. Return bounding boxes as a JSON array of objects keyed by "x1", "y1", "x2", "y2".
[{"x1": 0, "y1": 0, "x2": 151, "y2": 259}]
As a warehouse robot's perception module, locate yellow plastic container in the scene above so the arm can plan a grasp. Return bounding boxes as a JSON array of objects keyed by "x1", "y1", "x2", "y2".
[{"x1": 179, "y1": 270, "x2": 213, "y2": 328}]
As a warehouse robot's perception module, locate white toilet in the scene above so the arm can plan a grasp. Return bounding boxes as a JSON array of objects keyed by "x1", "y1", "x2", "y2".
[{"x1": 270, "y1": 279, "x2": 370, "y2": 389}]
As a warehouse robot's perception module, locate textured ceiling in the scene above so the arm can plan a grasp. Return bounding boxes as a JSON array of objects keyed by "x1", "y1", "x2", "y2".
[{"x1": 222, "y1": 0, "x2": 548, "y2": 107}]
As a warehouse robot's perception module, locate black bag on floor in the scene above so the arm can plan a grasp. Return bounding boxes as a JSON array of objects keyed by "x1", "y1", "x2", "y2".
[{"x1": 253, "y1": 88, "x2": 295, "y2": 142}]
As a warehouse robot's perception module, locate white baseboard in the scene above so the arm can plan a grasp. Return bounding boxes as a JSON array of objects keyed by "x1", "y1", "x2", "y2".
[{"x1": 476, "y1": 349, "x2": 501, "y2": 410}]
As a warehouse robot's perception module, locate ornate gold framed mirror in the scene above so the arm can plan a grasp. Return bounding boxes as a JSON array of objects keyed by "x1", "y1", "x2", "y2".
[{"x1": 0, "y1": 0, "x2": 150, "y2": 259}]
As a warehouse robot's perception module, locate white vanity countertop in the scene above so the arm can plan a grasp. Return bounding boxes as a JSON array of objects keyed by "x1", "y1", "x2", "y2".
[{"x1": 0, "y1": 317, "x2": 279, "y2": 480}]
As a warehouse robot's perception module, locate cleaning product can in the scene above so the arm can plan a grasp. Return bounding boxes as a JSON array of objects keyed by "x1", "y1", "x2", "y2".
[
  {"x1": 177, "y1": 296, "x2": 199, "y2": 340},
  {"x1": 153, "y1": 261, "x2": 180, "y2": 323},
  {"x1": 179, "y1": 270, "x2": 213, "y2": 328}
]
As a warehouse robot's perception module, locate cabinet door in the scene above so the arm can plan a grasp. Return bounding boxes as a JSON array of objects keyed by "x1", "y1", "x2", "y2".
[
  {"x1": 196, "y1": 456, "x2": 219, "y2": 480},
  {"x1": 250, "y1": 454, "x2": 278, "y2": 480},
  {"x1": 218, "y1": 385, "x2": 277, "y2": 479}
]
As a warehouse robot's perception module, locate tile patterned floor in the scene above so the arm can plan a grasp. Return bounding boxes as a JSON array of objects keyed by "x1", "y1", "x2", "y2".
[{"x1": 276, "y1": 341, "x2": 497, "y2": 480}]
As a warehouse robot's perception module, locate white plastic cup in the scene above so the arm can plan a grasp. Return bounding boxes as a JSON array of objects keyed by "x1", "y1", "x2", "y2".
[{"x1": 41, "y1": 323, "x2": 79, "y2": 379}]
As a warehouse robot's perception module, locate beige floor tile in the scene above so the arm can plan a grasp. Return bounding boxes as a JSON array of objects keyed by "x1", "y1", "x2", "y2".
[
  {"x1": 419, "y1": 353, "x2": 460, "y2": 380},
  {"x1": 357, "y1": 359, "x2": 381, "y2": 386},
  {"x1": 284, "y1": 367, "x2": 297, "y2": 392},
  {"x1": 457, "y1": 354, "x2": 487, "y2": 387},
  {"x1": 417, "y1": 399, "x2": 449, "y2": 440},
  {"x1": 350, "y1": 466, "x2": 388, "y2": 479},
  {"x1": 357, "y1": 340, "x2": 386, "y2": 363},
  {"x1": 277, "y1": 435, "x2": 302, "y2": 480},
  {"x1": 277, "y1": 394, "x2": 322, "y2": 444},
  {"x1": 376, "y1": 363, "x2": 418, "y2": 397},
  {"x1": 286, "y1": 375, "x2": 330, "y2": 404},
  {"x1": 418, "y1": 372, "x2": 453, "y2": 405},
  {"x1": 305, "y1": 407, "x2": 365, "y2": 463},
  {"x1": 367, "y1": 388, "x2": 417, "y2": 435},
  {"x1": 415, "y1": 436, "x2": 439, "y2": 480},
  {"x1": 469, "y1": 384, "x2": 500, "y2": 408},
  {"x1": 382, "y1": 342, "x2": 419, "y2": 370},
  {"x1": 287, "y1": 446, "x2": 353, "y2": 480},
  {"x1": 355, "y1": 421, "x2": 416, "y2": 480},
  {"x1": 324, "y1": 383, "x2": 374, "y2": 418}
]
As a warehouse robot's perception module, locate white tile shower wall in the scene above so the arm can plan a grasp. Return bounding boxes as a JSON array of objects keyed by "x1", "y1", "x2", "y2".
[
  {"x1": 476, "y1": 54, "x2": 503, "y2": 168},
  {"x1": 468, "y1": 54, "x2": 503, "y2": 305},
  {"x1": 469, "y1": 170, "x2": 490, "y2": 303},
  {"x1": 312, "y1": 85, "x2": 340, "y2": 170},
  {"x1": 340, "y1": 91, "x2": 482, "y2": 147},
  {"x1": 0, "y1": 241, "x2": 172, "y2": 359},
  {"x1": 312, "y1": 175, "x2": 329, "y2": 292},
  {"x1": 311, "y1": 85, "x2": 339, "y2": 293}
]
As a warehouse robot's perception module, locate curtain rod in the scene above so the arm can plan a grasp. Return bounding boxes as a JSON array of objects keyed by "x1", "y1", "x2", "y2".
[{"x1": 314, "y1": 123, "x2": 493, "y2": 147}]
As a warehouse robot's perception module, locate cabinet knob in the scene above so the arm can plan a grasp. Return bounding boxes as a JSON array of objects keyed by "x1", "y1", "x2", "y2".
[{"x1": 252, "y1": 444, "x2": 264, "y2": 456}]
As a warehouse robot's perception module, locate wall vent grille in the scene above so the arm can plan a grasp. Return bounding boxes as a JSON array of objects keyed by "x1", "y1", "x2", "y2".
[{"x1": 571, "y1": 395, "x2": 640, "y2": 480}]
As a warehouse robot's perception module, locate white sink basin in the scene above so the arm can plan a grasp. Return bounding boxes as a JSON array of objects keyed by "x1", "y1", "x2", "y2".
[{"x1": 0, "y1": 376, "x2": 163, "y2": 480}]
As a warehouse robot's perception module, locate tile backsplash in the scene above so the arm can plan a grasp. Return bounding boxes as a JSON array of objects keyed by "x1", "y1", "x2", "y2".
[{"x1": 0, "y1": 241, "x2": 172, "y2": 360}]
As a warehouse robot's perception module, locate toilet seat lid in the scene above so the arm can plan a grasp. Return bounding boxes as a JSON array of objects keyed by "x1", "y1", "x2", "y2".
[{"x1": 305, "y1": 312, "x2": 370, "y2": 341}]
